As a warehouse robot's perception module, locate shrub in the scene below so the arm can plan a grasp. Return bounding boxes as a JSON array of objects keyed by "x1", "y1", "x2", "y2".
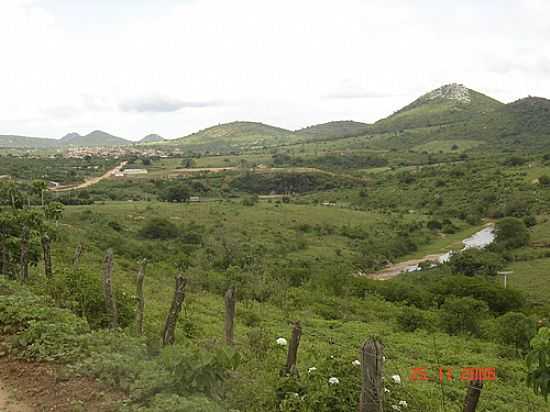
[
  {"x1": 159, "y1": 183, "x2": 190, "y2": 203},
  {"x1": 138, "y1": 218, "x2": 180, "y2": 240},
  {"x1": 448, "y1": 248, "x2": 504, "y2": 276},
  {"x1": 440, "y1": 296, "x2": 488, "y2": 335},
  {"x1": 494, "y1": 217, "x2": 529, "y2": 249},
  {"x1": 496, "y1": 312, "x2": 536, "y2": 356},
  {"x1": 397, "y1": 307, "x2": 430, "y2": 332},
  {"x1": 523, "y1": 215, "x2": 537, "y2": 227}
]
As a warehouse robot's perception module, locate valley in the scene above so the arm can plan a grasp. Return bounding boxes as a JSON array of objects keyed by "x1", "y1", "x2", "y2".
[{"x1": 2, "y1": 83, "x2": 550, "y2": 411}]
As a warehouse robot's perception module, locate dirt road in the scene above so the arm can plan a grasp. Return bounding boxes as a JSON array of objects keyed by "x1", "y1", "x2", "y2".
[
  {"x1": 49, "y1": 161, "x2": 127, "y2": 192},
  {"x1": 365, "y1": 254, "x2": 443, "y2": 280}
]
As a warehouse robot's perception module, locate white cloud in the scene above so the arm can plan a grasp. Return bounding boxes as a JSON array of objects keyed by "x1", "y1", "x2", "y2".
[{"x1": 0, "y1": 0, "x2": 549, "y2": 140}]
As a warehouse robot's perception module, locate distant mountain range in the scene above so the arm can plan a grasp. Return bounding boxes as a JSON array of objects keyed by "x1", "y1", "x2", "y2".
[
  {"x1": 0, "y1": 130, "x2": 165, "y2": 148},
  {"x1": 2, "y1": 83, "x2": 550, "y2": 149},
  {"x1": 60, "y1": 130, "x2": 130, "y2": 146}
]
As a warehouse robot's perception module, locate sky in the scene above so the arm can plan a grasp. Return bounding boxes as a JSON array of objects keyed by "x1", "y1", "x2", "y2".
[{"x1": 1, "y1": 0, "x2": 550, "y2": 141}]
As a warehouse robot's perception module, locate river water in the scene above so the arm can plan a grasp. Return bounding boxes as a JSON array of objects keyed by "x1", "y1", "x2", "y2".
[{"x1": 405, "y1": 224, "x2": 495, "y2": 272}]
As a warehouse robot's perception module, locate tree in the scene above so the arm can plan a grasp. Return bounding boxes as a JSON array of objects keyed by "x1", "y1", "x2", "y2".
[
  {"x1": 440, "y1": 296, "x2": 488, "y2": 335},
  {"x1": 448, "y1": 248, "x2": 504, "y2": 276},
  {"x1": 159, "y1": 183, "x2": 191, "y2": 203},
  {"x1": 31, "y1": 180, "x2": 48, "y2": 208},
  {"x1": 494, "y1": 217, "x2": 529, "y2": 249},
  {"x1": 44, "y1": 201, "x2": 64, "y2": 225},
  {"x1": 496, "y1": 312, "x2": 536, "y2": 356},
  {"x1": 527, "y1": 327, "x2": 550, "y2": 401}
]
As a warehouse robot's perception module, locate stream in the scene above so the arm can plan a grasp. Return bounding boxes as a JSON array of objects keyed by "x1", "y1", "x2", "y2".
[{"x1": 367, "y1": 224, "x2": 495, "y2": 280}]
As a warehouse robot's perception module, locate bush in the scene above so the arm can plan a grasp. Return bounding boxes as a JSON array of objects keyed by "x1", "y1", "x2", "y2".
[
  {"x1": 159, "y1": 183, "x2": 190, "y2": 203},
  {"x1": 138, "y1": 218, "x2": 180, "y2": 240},
  {"x1": 397, "y1": 307, "x2": 430, "y2": 332},
  {"x1": 440, "y1": 296, "x2": 488, "y2": 335},
  {"x1": 496, "y1": 312, "x2": 536, "y2": 356},
  {"x1": 494, "y1": 217, "x2": 529, "y2": 249},
  {"x1": 448, "y1": 248, "x2": 504, "y2": 276}
]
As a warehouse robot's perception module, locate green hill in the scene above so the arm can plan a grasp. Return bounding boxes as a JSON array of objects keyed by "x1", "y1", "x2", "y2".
[
  {"x1": 171, "y1": 121, "x2": 297, "y2": 151},
  {"x1": 375, "y1": 83, "x2": 503, "y2": 132},
  {"x1": 60, "y1": 130, "x2": 130, "y2": 146},
  {"x1": 294, "y1": 121, "x2": 370, "y2": 140},
  {"x1": 138, "y1": 133, "x2": 165, "y2": 144},
  {"x1": 0, "y1": 134, "x2": 58, "y2": 148},
  {"x1": 0, "y1": 130, "x2": 130, "y2": 148}
]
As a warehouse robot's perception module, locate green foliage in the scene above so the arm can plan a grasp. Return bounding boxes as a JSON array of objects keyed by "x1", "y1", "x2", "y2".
[
  {"x1": 396, "y1": 306, "x2": 431, "y2": 332},
  {"x1": 440, "y1": 296, "x2": 489, "y2": 335},
  {"x1": 496, "y1": 312, "x2": 536, "y2": 356},
  {"x1": 230, "y1": 171, "x2": 359, "y2": 194},
  {"x1": 41, "y1": 268, "x2": 134, "y2": 329},
  {"x1": 159, "y1": 182, "x2": 191, "y2": 203},
  {"x1": 0, "y1": 279, "x2": 90, "y2": 361},
  {"x1": 448, "y1": 248, "x2": 504, "y2": 276},
  {"x1": 494, "y1": 217, "x2": 530, "y2": 249},
  {"x1": 138, "y1": 217, "x2": 181, "y2": 240},
  {"x1": 527, "y1": 327, "x2": 550, "y2": 401}
]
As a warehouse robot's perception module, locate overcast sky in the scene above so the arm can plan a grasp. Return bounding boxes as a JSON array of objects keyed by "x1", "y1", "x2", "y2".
[{"x1": 1, "y1": 0, "x2": 549, "y2": 140}]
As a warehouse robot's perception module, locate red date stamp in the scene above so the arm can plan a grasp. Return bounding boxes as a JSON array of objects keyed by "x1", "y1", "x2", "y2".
[{"x1": 409, "y1": 367, "x2": 496, "y2": 382}]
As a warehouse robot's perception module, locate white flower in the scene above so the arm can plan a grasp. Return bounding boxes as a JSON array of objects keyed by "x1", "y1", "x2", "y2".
[
  {"x1": 352, "y1": 359, "x2": 361, "y2": 367},
  {"x1": 398, "y1": 400, "x2": 408, "y2": 408},
  {"x1": 384, "y1": 387, "x2": 390, "y2": 393},
  {"x1": 383, "y1": 356, "x2": 386, "y2": 362},
  {"x1": 307, "y1": 367, "x2": 317, "y2": 374},
  {"x1": 391, "y1": 405, "x2": 401, "y2": 411},
  {"x1": 391, "y1": 374, "x2": 401, "y2": 384},
  {"x1": 276, "y1": 337, "x2": 288, "y2": 346},
  {"x1": 289, "y1": 392, "x2": 300, "y2": 399},
  {"x1": 328, "y1": 377, "x2": 340, "y2": 385}
]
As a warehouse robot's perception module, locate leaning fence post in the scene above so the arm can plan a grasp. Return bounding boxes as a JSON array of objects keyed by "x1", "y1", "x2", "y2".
[
  {"x1": 41, "y1": 232, "x2": 52, "y2": 278},
  {"x1": 358, "y1": 338, "x2": 384, "y2": 412},
  {"x1": 282, "y1": 321, "x2": 302, "y2": 376},
  {"x1": 135, "y1": 259, "x2": 147, "y2": 336},
  {"x1": 162, "y1": 275, "x2": 187, "y2": 346},
  {"x1": 19, "y1": 225, "x2": 29, "y2": 282},
  {"x1": 102, "y1": 248, "x2": 119, "y2": 328},
  {"x1": 73, "y1": 242, "x2": 82, "y2": 270},
  {"x1": 224, "y1": 287, "x2": 236, "y2": 345},
  {"x1": 463, "y1": 379, "x2": 483, "y2": 412}
]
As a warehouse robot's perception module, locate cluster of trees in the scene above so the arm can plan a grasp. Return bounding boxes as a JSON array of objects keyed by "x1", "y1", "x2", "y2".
[
  {"x1": 230, "y1": 172, "x2": 359, "y2": 194},
  {"x1": 0, "y1": 181, "x2": 63, "y2": 280},
  {"x1": 272, "y1": 153, "x2": 388, "y2": 170}
]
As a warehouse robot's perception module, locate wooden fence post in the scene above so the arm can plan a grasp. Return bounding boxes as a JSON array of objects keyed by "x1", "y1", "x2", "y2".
[
  {"x1": 224, "y1": 287, "x2": 236, "y2": 345},
  {"x1": 358, "y1": 338, "x2": 384, "y2": 412},
  {"x1": 162, "y1": 275, "x2": 187, "y2": 346},
  {"x1": 41, "y1": 232, "x2": 52, "y2": 278},
  {"x1": 73, "y1": 243, "x2": 82, "y2": 270},
  {"x1": 463, "y1": 379, "x2": 483, "y2": 412},
  {"x1": 283, "y1": 321, "x2": 302, "y2": 376},
  {"x1": 0, "y1": 238, "x2": 7, "y2": 276},
  {"x1": 135, "y1": 259, "x2": 147, "y2": 336},
  {"x1": 102, "y1": 248, "x2": 119, "y2": 328},
  {"x1": 19, "y1": 226, "x2": 29, "y2": 282}
]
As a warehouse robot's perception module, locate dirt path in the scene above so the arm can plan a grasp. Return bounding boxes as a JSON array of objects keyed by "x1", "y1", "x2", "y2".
[
  {"x1": 0, "y1": 341, "x2": 123, "y2": 412},
  {"x1": 49, "y1": 161, "x2": 128, "y2": 192},
  {"x1": 0, "y1": 378, "x2": 32, "y2": 412},
  {"x1": 365, "y1": 254, "x2": 444, "y2": 280},
  {"x1": 366, "y1": 224, "x2": 495, "y2": 280}
]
